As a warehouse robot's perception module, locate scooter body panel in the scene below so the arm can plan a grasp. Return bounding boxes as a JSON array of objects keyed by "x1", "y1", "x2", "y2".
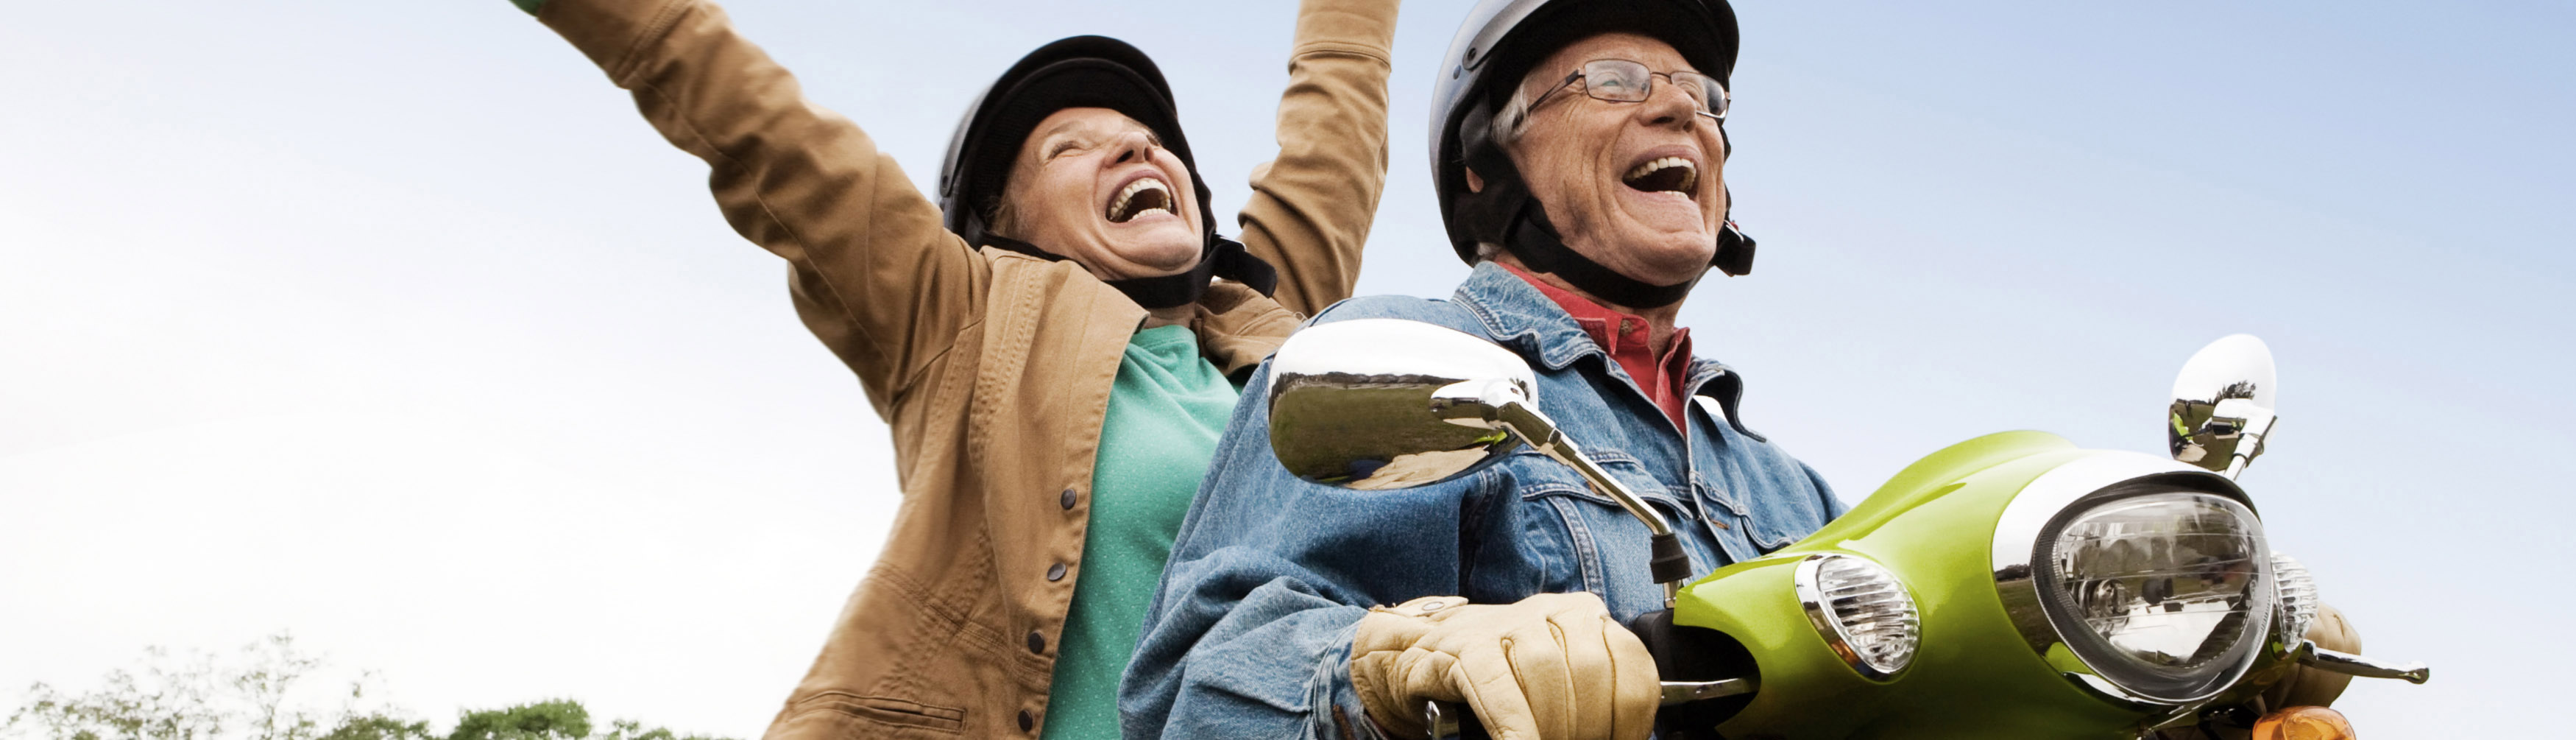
[{"x1": 1678, "y1": 431, "x2": 2170, "y2": 739}]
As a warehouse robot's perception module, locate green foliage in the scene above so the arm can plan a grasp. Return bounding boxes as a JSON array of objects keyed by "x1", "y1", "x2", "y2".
[
  {"x1": 445, "y1": 702, "x2": 587, "y2": 740},
  {"x1": 5, "y1": 638, "x2": 733, "y2": 740},
  {"x1": 592, "y1": 719, "x2": 725, "y2": 740},
  {"x1": 313, "y1": 716, "x2": 431, "y2": 740},
  {"x1": 7, "y1": 638, "x2": 314, "y2": 740}
]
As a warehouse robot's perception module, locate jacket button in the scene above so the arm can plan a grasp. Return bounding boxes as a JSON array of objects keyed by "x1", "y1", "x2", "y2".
[
  {"x1": 1016, "y1": 710, "x2": 1034, "y2": 733},
  {"x1": 1027, "y1": 630, "x2": 1047, "y2": 655},
  {"x1": 1059, "y1": 488, "x2": 1078, "y2": 510},
  {"x1": 1046, "y1": 563, "x2": 1066, "y2": 582}
]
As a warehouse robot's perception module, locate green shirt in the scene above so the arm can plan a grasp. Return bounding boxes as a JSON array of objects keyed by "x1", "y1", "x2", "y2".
[{"x1": 1041, "y1": 325, "x2": 1241, "y2": 739}]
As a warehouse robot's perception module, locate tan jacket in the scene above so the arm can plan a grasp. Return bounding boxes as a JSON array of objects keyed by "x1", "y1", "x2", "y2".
[{"x1": 534, "y1": 0, "x2": 1396, "y2": 736}]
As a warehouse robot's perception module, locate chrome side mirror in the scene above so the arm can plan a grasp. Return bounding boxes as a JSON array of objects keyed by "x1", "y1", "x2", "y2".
[
  {"x1": 1267, "y1": 319, "x2": 1537, "y2": 490},
  {"x1": 2168, "y1": 334, "x2": 2279, "y2": 479},
  {"x1": 1266, "y1": 318, "x2": 1695, "y2": 603},
  {"x1": 1271, "y1": 319, "x2": 1749, "y2": 738}
]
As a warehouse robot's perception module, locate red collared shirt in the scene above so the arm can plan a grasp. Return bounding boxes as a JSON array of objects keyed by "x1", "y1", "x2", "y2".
[{"x1": 1498, "y1": 263, "x2": 1694, "y2": 433}]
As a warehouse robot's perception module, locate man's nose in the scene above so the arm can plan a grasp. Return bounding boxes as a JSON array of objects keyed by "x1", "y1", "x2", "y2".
[{"x1": 1635, "y1": 78, "x2": 1698, "y2": 129}]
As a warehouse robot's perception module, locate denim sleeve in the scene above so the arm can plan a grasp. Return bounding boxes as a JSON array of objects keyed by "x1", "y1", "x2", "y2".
[
  {"x1": 1802, "y1": 460, "x2": 1851, "y2": 520},
  {"x1": 1122, "y1": 362, "x2": 1473, "y2": 740}
]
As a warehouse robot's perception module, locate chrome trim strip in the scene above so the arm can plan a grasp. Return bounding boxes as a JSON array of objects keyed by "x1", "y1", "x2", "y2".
[{"x1": 1660, "y1": 678, "x2": 1757, "y2": 704}]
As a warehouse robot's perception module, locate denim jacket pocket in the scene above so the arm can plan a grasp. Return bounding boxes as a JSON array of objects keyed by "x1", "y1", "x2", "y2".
[
  {"x1": 1512, "y1": 448, "x2": 1689, "y2": 510},
  {"x1": 1505, "y1": 451, "x2": 1694, "y2": 617},
  {"x1": 793, "y1": 691, "x2": 966, "y2": 736},
  {"x1": 1694, "y1": 469, "x2": 1828, "y2": 554}
]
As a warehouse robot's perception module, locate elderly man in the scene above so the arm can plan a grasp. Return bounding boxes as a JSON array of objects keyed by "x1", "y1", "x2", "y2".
[
  {"x1": 1123, "y1": 0, "x2": 2379, "y2": 736},
  {"x1": 1119, "y1": 1, "x2": 1839, "y2": 739}
]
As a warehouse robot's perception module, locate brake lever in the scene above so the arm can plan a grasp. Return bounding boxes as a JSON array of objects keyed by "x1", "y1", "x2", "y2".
[{"x1": 1422, "y1": 680, "x2": 1757, "y2": 739}]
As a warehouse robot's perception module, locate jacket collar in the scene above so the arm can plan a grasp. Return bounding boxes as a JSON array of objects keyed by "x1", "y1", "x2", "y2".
[
  {"x1": 981, "y1": 234, "x2": 1278, "y2": 310},
  {"x1": 1451, "y1": 262, "x2": 1766, "y2": 441},
  {"x1": 980, "y1": 248, "x2": 1296, "y2": 379}
]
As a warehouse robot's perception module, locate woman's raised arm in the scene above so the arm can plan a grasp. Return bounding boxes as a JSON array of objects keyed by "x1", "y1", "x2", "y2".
[
  {"x1": 1236, "y1": 0, "x2": 1401, "y2": 316},
  {"x1": 526, "y1": 0, "x2": 987, "y2": 412}
]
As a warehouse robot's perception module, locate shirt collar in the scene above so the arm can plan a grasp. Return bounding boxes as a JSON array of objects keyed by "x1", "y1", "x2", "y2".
[
  {"x1": 1493, "y1": 261, "x2": 1693, "y2": 367},
  {"x1": 1451, "y1": 261, "x2": 1766, "y2": 441}
]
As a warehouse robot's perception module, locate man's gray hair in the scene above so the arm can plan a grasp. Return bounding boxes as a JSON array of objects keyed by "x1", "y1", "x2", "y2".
[
  {"x1": 1467, "y1": 80, "x2": 1545, "y2": 266},
  {"x1": 1490, "y1": 82, "x2": 1540, "y2": 148}
]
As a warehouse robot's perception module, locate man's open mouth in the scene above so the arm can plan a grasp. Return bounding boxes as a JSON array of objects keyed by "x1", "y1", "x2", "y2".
[
  {"x1": 1105, "y1": 176, "x2": 1178, "y2": 222},
  {"x1": 1622, "y1": 156, "x2": 1698, "y2": 198}
]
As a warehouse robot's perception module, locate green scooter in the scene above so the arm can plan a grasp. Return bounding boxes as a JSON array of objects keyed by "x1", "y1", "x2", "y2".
[{"x1": 1264, "y1": 320, "x2": 2428, "y2": 739}]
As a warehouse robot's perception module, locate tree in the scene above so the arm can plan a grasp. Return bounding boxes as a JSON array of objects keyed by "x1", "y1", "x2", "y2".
[
  {"x1": 6, "y1": 637, "x2": 731, "y2": 740},
  {"x1": 314, "y1": 716, "x2": 432, "y2": 740},
  {"x1": 445, "y1": 702, "x2": 588, "y2": 740},
  {"x1": 445, "y1": 704, "x2": 724, "y2": 740},
  {"x1": 6, "y1": 635, "x2": 324, "y2": 740}
]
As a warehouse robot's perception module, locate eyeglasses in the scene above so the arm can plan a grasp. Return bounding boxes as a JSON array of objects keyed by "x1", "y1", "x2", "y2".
[{"x1": 1514, "y1": 58, "x2": 1729, "y2": 125}]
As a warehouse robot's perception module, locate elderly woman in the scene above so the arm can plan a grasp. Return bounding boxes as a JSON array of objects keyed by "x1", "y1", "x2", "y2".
[{"x1": 509, "y1": 0, "x2": 1398, "y2": 736}]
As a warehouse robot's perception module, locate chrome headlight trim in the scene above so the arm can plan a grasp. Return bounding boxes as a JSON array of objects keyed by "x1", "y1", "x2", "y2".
[
  {"x1": 1795, "y1": 553, "x2": 1919, "y2": 680},
  {"x1": 1991, "y1": 452, "x2": 2272, "y2": 707}
]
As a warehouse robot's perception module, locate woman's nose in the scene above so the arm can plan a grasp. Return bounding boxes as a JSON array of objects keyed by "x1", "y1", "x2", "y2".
[{"x1": 1110, "y1": 130, "x2": 1155, "y2": 164}]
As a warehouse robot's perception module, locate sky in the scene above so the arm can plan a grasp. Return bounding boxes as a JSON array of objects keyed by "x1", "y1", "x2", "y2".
[{"x1": 4, "y1": 0, "x2": 2569, "y2": 737}]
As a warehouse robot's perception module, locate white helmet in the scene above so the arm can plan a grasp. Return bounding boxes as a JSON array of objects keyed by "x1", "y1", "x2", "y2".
[{"x1": 1430, "y1": 0, "x2": 1754, "y2": 307}]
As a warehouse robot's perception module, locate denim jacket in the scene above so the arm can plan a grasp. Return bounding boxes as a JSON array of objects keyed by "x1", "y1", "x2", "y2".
[{"x1": 1121, "y1": 263, "x2": 1848, "y2": 739}]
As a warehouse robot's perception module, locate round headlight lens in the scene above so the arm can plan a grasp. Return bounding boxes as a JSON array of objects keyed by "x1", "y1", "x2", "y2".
[
  {"x1": 2037, "y1": 490, "x2": 2273, "y2": 702},
  {"x1": 1796, "y1": 554, "x2": 1919, "y2": 679}
]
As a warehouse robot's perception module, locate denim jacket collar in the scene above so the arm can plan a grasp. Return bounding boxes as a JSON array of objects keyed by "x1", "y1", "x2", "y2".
[{"x1": 1451, "y1": 262, "x2": 1766, "y2": 441}]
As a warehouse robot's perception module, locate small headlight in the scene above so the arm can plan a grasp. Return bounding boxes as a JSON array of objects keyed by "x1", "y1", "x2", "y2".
[
  {"x1": 1796, "y1": 554, "x2": 1919, "y2": 679},
  {"x1": 2272, "y1": 552, "x2": 2317, "y2": 643}
]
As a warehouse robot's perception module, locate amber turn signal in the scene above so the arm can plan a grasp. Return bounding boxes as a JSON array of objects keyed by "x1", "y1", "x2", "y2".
[{"x1": 2252, "y1": 706, "x2": 2356, "y2": 740}]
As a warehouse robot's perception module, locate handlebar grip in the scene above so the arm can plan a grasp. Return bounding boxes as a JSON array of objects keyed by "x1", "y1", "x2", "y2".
[{"x1": 1424, "y1": 700, "x2": 1488, "y2": 740}]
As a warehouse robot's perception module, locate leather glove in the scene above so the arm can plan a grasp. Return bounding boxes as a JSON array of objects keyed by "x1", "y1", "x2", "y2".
[{"x1": 1348, "y1": 592, "x2": 1656, "y2": 740}]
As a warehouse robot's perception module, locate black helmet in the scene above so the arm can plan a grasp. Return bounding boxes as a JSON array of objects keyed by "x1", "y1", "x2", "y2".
[
  {"x1": 1429, "y1": 0, "x2": 1755, "y2": 307},
  {"x1": 937, "y1": 36, "x2": 1273, "y2": 307}
]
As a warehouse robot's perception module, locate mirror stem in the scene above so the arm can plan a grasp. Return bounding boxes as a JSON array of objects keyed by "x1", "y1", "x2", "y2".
[
  {"x1": 1496, "y1": 401, "x2": 1693, "y2": 605},
  {"x1": 2222, "y1": 412, "x2": 2274, "y2": 480}
]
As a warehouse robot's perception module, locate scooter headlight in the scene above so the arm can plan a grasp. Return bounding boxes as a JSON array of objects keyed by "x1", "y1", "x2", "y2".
[
  {"x1": 1795, "y1": 554, "x2": 1919, "y2": 679},
  {"x1": 2034, "y1": 490, "x2": 2274, "y2": 703},
  {"x1": 2272, "y1": 552, "x2": 2318, "y2": 643}
]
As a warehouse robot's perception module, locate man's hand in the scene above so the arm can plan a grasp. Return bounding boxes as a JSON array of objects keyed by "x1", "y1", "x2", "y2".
[{"x1": 1349, "y1": 592, "x2": 1657, "y2": 740}]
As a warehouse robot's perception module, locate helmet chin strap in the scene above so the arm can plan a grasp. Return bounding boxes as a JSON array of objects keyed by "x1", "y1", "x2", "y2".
[
  {"x1": 1453, "y1": 104, "x2": 1752, "y2": 311},
  {"x1": 1496, "y1": 200, "x2": 1699, "y2": 309},
  {"x1": 982, "y1": 233, "x2": 1277, "y2": 310}
]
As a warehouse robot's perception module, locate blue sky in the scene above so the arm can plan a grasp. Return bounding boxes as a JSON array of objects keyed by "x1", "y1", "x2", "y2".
[{"x1": 4, "y1": 1, "x2": 2566, "y2": 736}]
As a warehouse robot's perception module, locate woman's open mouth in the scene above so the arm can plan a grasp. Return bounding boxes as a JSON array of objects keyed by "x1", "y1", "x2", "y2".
[{"x1": 1105, "y1": 176, "x2": 1178, "y2": 223}]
